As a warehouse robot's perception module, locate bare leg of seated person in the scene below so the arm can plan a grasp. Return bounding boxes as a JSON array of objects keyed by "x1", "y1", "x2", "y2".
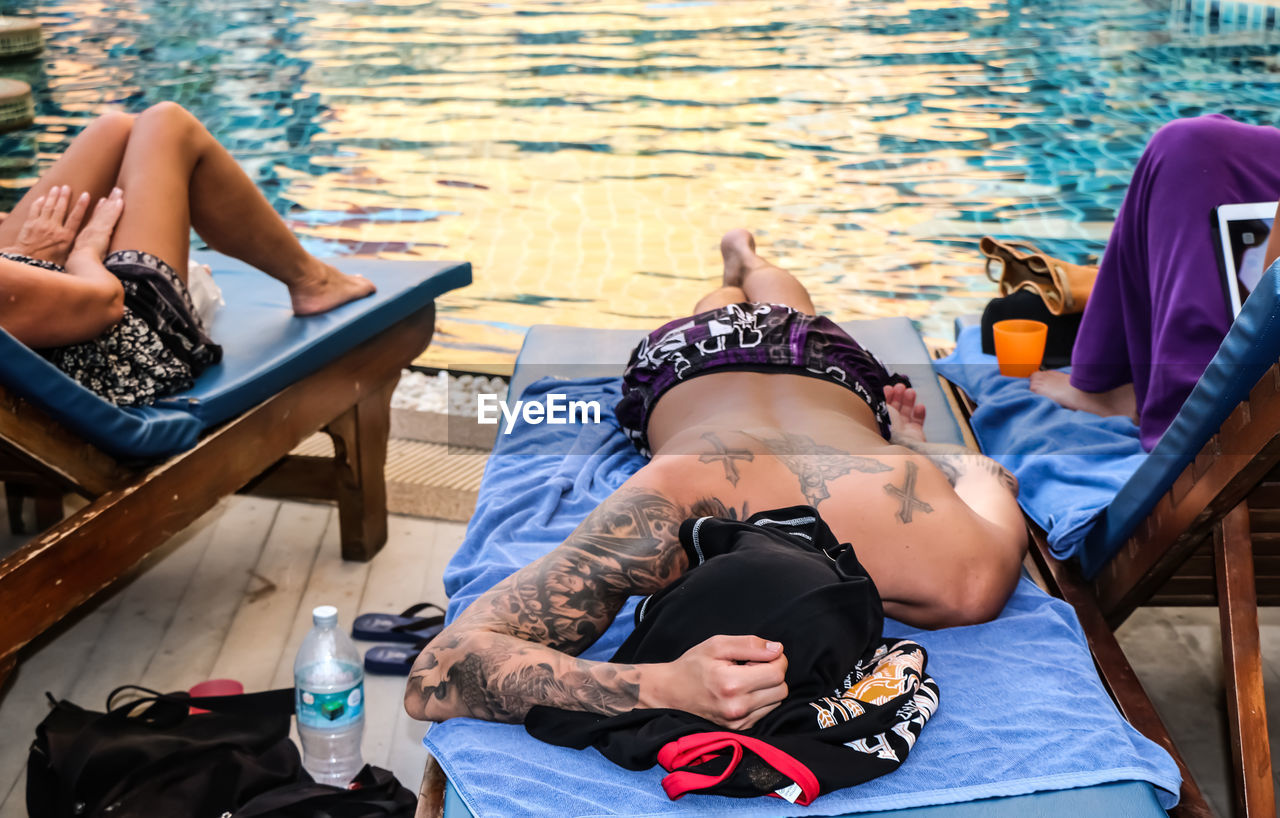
[
  {"x1": 109, "y1": 102, "x2": 375, "y2": 315},
  {"x1": 407, "y1": 230, "x2": 1028, "y2": 729},
  {"x1": 1028, "y1": 370, "x2": 1138, "y2": 422}
]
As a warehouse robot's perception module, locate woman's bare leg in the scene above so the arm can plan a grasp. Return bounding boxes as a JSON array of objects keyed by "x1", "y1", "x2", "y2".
[
  {"x1": 0, "y1": 112, "x2": 134, "y2": 247},
  {"x1": 109, "y1": 102, "x2": 374, "y2": 313},
  {"x1": 719, "y1": 228, "x2": 816, "y2": 315}
]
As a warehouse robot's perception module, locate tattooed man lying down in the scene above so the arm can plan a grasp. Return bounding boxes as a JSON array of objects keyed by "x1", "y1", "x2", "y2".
[{"x1": 405, "y1": 229, "x2": 1027, "y2": 730}]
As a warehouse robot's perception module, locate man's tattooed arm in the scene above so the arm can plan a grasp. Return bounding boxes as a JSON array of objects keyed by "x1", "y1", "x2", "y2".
[
  {"x1": 406, "y1": 628, "x2": 648, "y2": 722},
  {"x1": 888, "y1": 432, "x2": 1019, "y2": 496},
  {"x1": 405, "y1": 481, "x2": 693, "y2": 723}
]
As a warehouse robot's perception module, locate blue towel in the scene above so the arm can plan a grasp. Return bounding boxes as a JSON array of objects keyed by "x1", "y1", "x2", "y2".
[
  {"x1": 427, "y1": 376, "x2": 1179, "y2": 817},
  {"x1": 932, "y1": 328, "x2": 1147, "y2": 566}
]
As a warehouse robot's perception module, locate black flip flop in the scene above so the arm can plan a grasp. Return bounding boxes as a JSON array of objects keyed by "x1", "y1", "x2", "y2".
[
  {"x1": 351, "y1": 602, "x2": 446, "y2": 644},
  {"x1": 364, "y1": 641, "x2": 430, "y2": 676}
]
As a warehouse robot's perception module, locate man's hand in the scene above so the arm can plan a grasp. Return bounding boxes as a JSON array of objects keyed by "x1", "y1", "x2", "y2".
[
  {"x1": 4, "y1": 185, "x2": 91, "y2": 266},
  {"x1": 648, "y1": 635, "x2": 788, "y2": 730}
]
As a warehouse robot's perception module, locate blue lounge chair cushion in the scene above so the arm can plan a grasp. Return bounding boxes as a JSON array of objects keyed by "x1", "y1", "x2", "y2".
[
  {"x1": 0, "y1": 253, "x2": 470, "y2": 460},
  {"x1": 508, "y1": 315, "x2": 965, "y2": 447},
  {"x1": 0, "y1": 328, "x2": 203, "y2": 459},
  {"x1": 159, "y1": 253, "x2": 471, "y2": 429}
]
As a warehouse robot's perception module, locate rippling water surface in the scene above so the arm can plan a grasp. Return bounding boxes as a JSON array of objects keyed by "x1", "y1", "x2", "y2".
[{"x1": 3, "y1": 1, "x2": 1279, "y2": 368}]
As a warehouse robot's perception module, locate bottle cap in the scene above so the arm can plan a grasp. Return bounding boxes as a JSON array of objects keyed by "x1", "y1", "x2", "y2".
[{"x1": 312, "y1": 605, "x2": 338, "y2": 626}]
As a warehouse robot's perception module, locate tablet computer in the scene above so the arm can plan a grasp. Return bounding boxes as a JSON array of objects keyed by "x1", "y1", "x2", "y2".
[{"x1": 1215, "y1": 201, "x2": 1276, "y2": 317}]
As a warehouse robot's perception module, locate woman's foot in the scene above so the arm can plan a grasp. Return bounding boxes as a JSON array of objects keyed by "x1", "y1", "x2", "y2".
[
  {"x1": 288, "y1": 259, "x2": 377, "y2": 316},
  {"x1": 884, "y1": 383, "x2": 928, "y2": 443},
  {"x1": 720, "y1": 228, "x2": 761, "y2": 287},
  {"x1": 1028, "y1": 370, "x2": 1138, "y2": 422}
]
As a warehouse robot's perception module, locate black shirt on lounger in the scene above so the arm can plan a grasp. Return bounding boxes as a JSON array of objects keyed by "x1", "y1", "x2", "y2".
[{"x1": 524, "y1": 505, "x2": 939, "y2": 805}]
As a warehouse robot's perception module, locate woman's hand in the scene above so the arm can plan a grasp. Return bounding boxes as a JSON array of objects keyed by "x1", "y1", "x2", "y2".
[
  {"x1": 4, "y1": 185, "x2": 91, "y2": 266},
  {"x1": 68, "y1": 187, "x2": 124, "y2": 262}
]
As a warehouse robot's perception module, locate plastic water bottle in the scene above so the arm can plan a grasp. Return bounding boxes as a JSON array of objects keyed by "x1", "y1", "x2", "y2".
[{"x1": 294, "y1": 605, "x2": 365, "y2": 786}]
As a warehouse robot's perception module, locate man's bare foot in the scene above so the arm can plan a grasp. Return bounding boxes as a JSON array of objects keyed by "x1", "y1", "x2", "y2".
[
  {"x1": 1028, "y1": 370, "x2": 1138, "y2": 422},
  {"x1": 720, "y1": 228, "x2": 761, "y2": 288},
  {"x1": 884, "y1": 383, "x2": 928, "y2": 443},
  {"x1": 289, "y1": 259, "x2": 377, "y2": 316}
]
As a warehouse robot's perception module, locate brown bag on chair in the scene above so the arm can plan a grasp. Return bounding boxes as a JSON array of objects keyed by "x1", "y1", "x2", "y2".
[{"x1": 979, "y1": 237, "x2": 1099, "y2": 315}]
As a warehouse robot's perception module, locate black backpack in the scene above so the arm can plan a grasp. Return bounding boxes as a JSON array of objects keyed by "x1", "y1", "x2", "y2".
[{"x1": 27, "y1": 685, "x2": 414, "y2": 818}]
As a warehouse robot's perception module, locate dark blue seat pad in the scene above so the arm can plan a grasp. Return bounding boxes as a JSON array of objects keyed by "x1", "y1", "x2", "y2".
[
  {"x1": 0, "y1": 328, "x2": 203, "y2": 460},
  {"x1": 509, "y1": 316, "x2": 965, "y2": 446},
  {"x1": 0, "y1": 253, "x2": 470, "y2": 460},
  {"x1": 161, "y1": 253, "x2": 470, "y2": 429}
]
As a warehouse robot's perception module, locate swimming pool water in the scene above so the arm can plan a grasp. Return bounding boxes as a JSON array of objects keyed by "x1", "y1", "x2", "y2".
[{"x1": 3, "y1": 0, "x2": 1279, "y2": 369}]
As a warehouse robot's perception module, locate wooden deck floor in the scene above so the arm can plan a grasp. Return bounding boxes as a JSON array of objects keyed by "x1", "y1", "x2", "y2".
[
  {"x1": 0, "y1": 496, "x2": 460, "y2": 815},
  {"x1": 0, "y1": 494, "x2": 1273, "y2": 817}
]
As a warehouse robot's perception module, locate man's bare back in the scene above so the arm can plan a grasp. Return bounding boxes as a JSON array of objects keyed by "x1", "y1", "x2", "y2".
[
  {"x1": 405, "y1": 230, "x2": 1027, "y2": 731},
  {"x1": 645, "y1": 371, "x2": 1024, "y2": 627}
]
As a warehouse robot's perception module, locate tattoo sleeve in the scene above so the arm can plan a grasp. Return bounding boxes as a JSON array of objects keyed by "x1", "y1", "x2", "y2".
[
  {"x1": 407, "y1": 630, "x2": 645, "y2": 722},
  {"x1": 406, "y1": 485, "x2": 697, "y2": 723},
  {"x1": 889, "y1": 433, "x2": 1019, "y2": 495}
]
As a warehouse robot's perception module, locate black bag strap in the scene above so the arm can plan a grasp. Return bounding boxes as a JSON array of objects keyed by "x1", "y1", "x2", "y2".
[{"x1": 105, "y1": 685, "x2": 295, "y2": 723}]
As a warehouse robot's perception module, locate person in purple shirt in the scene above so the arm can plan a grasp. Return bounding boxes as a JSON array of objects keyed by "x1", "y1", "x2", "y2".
[{"x1": 1029, "y1": 115, "x2": 1280, "y2": 450}]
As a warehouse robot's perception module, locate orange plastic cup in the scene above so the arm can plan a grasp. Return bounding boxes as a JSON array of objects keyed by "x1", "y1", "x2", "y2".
[{"x1": 992, "y1": 319, "x2": 1048, "y2": 377}]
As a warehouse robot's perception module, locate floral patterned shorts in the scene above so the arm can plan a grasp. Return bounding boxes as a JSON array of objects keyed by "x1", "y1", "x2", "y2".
[{"x1": 8, "y1": 249, "x2": 223, "y2": 407}]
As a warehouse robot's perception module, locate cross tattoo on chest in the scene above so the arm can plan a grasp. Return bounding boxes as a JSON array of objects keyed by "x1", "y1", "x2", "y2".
[
  {"x1": 884, "y1": 461, "x2": 933, "y2": 523},
  {"x1": 699, "y1": 432, "x2": 754, "y2": 486}
]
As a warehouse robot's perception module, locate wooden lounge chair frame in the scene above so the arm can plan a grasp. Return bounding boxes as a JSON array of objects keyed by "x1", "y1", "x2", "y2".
[
  {"x1": 937, "y1": 354, "x2": 1280, "y2": 818},
  {"x1": 0, "y1": 303, "x2": 436, "y2": 694}
]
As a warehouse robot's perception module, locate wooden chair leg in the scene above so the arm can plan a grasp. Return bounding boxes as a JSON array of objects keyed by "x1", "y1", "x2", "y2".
[
  {"x1": 417, "y1": 754, "x2": 446, "y2": 818},
  {"x1": 0, "y1": 652, "x2": 15, "y2": 692},
  {"x1": 1216, "y1": 501, "x2": 1275, "y2": 818},
  {"x1": 4, "y1": 482, "x2": 24, "y2": 534},
  {"x1": 324, "y1": 379, "x2": 395, "y2": 562},
  {"x1": 33, "y1": 488, "x2": 62, "y2": 531}
]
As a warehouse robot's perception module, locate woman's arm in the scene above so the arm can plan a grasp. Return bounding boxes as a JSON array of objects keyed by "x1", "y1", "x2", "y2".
[
  {"x1": 0, "y1": 189, "x2": 127, "y2": 348},
  {"x1": 0, "y1": 254, "x2": 123, "y2": 347}
]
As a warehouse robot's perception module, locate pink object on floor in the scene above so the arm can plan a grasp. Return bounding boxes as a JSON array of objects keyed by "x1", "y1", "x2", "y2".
[{"x1": 188, "y1": 678, "x2": 244, "y2": 714}]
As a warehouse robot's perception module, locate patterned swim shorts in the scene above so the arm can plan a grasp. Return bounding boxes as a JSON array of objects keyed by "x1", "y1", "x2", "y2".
[{"x1": 617, "y1": 302, "x2": 910, "y2": 456}]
